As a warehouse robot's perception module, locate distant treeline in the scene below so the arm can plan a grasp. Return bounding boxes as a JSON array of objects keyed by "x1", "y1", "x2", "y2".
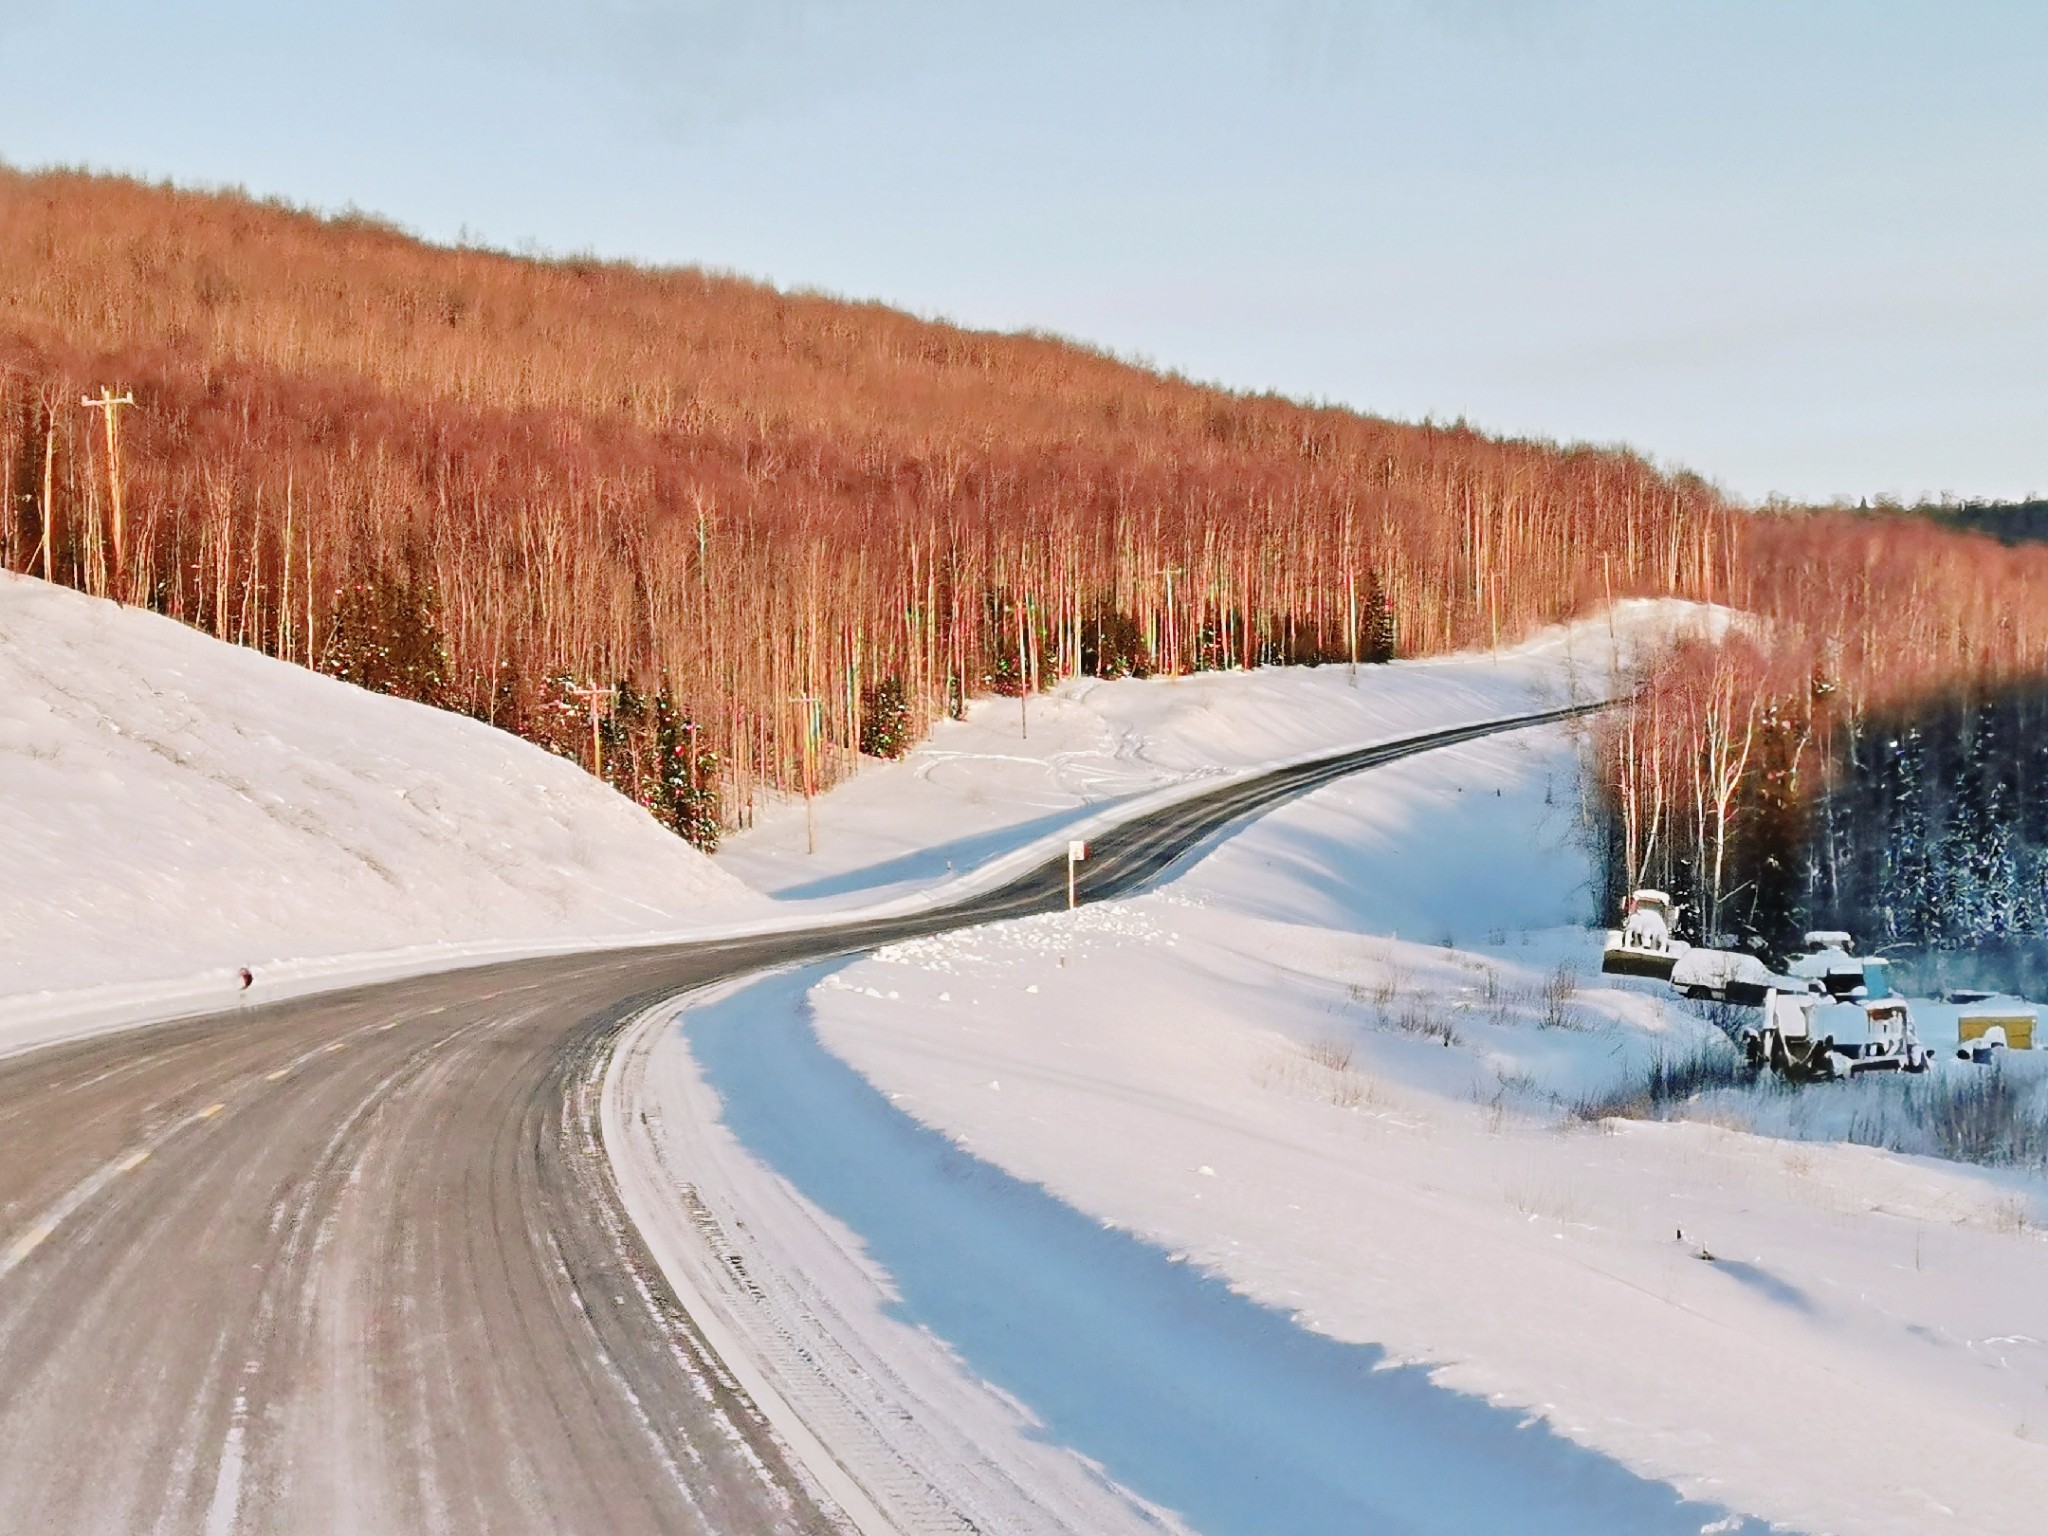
[
  {"x1": 1905, "y1": 499, "x2": 2048, "y2": 547},
  {"x1": 9, "y1": 168, "x2": 2048, "y2": 876},
  {"x1": 1600, "y1": 679, "x2": 2048, "y2": 958},
  {"x1": 1809, "y1": 684, "x2": 2048, "y2": 948}
]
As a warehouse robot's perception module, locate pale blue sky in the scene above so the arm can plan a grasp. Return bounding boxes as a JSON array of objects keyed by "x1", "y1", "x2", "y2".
[{"x1": 3, "y1": 2, "x2": 2041, "y2": 504}]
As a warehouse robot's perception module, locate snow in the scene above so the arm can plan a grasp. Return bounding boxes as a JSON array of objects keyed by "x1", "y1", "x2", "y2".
[
  {"x1": 648, "y1": 961, "x2": 1743, "y2": 1536},
  {"x1": 607, "y1": 978, "x2": 1187, "y2": 1536},
  {"x1": 800, "y1": 742, "x2": 2048, "y2": 1534},
  {"x1": 0, "y1": 573, "x2": 761, "y2": 1054},
  {"x1": 714, "y1": 598, "x2": 1723, "y2": 904},
  {"x1": 20, "y1": 566, "x2": 1941, "y2": 1528},
  {"x1": 0, "y1": 575, "x2": 1721, "y2": 1064},
  {"x1": 640, "y1": 639, "x2": 2048, "y2": 1536}
]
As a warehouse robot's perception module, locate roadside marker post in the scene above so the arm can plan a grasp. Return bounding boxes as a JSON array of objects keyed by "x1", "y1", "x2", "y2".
[{"x1": 1067, "y1": 839, "x2": 1088, "y2": 909}]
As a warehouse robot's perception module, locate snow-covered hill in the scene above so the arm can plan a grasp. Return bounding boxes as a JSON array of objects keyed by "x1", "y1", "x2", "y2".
[{"x1": 0, "y1": 574, "x2": 757, "y2": 1043}]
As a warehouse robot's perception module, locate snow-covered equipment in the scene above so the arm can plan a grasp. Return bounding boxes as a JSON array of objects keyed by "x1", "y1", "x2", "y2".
[
  {"x1": 1956, "y1": 999, "x2": 2037, "y2": 1058},
  {"x1": 1670, "y1": 946, "x2": 1797, "y2": 1007},
  {"x1": 1786, "y1": 932, "x2": 1874, "y2": 999},
  {"x1": 1601, "y1": 890, "x2": 1688, "y2": 980},
  {"x1": 1741, "y1": 990, "x2": 1932, "y2": 1080},
  {"x1": 1958, "y1": 1030, "x2": 2009, "y2": 1066}
]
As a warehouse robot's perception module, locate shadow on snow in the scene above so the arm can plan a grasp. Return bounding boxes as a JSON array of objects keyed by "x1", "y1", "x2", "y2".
[
  {"x1": 684, "y1": 965, "x2": 1767, "y2": 1536},
  {"x1": 763, "y1": 802, "x2": 1123, "y2": 901}
]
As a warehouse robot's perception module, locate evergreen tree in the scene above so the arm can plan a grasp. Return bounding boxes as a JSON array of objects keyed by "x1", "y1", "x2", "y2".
[
  {"x1": 647, "y1": 690, "x2": 721, "y2": 851},
  {"x1": 1363, "y1": 572, "x2": 1397, "y2": 663},
  {"x1": 1878, "y1": 726, "x2": 1934, "y2": 943},
  {"x1": 319, "y1": 565, "x2": 450, "y2": 706},
  {"x1": 859, "y1": 675, "x2": 913, "y2": 758}
]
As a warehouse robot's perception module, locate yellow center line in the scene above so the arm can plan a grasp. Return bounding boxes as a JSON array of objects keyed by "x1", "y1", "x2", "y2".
[
  {"x1": 265, "y1": 1068, "x2": 289, "y2": 1082},
  {"x1": 324, "y1": 1042, "x2": 347, "y2": 1053},
  {"x1": 5, "y1": 1223, "x2": 52, "y2": 1265},
  {"x1": 115, "y1": 1150, "x2": 150, "y2": 1173},
  {"x1": 197, "y1": 1102, "x2": 225, "y2": 1121}
]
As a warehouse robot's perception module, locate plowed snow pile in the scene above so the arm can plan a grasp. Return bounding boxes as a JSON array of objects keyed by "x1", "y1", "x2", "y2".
[{"x1": 0, "y1": 573, "x2": 755, "y2": 1036}]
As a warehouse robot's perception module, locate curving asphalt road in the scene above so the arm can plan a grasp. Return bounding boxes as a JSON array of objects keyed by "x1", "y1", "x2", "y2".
[{"x1": 0, "y1": 703, "x2": 1596, "y2": 1535}]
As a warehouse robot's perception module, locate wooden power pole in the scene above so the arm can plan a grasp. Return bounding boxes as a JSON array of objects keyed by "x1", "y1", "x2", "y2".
[
  {"x1": 568, "y1": 683, "x2": 614, "y2": 779},
  {"x1": 80, "y1": 388, "x2": 137, "y2": 599},
  {"x1": 790, "y1": 694, "x2": 821, "y2": 855}
]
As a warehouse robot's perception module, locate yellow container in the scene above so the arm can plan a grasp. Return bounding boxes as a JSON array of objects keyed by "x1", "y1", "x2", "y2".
[{"x1": 1958, "y1": 1011, "x2": 2036, "y2": 1051}]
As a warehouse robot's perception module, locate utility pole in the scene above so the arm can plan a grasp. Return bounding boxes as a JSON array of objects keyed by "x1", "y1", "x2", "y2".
[
  {"x1": 80, "y1": 388, "x2": 137, "y2": 600},
  {"x1": 568, "y1": 682, "x2": 614, "y2": 779},
  {"x1": 37, "y1": 398, "x2": 56, "y2": 584},
  {"x1": 790, "y1": 694, "x2": 822, "y2": 855},
  {"x1": 1017, "y1": 594, "x2": 1030, "y2": 739}
]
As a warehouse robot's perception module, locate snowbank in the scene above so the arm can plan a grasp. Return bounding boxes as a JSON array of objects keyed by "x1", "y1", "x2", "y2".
[{"x1": 0, "y1": 574, "x2": 759, "y2": 1050}]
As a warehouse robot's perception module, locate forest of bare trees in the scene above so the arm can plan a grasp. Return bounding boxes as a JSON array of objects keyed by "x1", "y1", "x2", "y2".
[
  {"x1": 11, "y1": 168, "x2": 2044, "y2": 902},
  {"x1": 1, "y1": 167, "x2": 1736, "y2": 844}
]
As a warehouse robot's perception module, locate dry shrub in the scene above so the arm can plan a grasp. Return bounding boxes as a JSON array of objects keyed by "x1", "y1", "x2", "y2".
[
  {"x1": 1391, "y1": 1001, "x2": 1458, "y2": 1047},
  {"x1": 1305, "y1": 1038, "x2": 1355, "y2": 1074},
  {"x1": 1573, "y1": 1040, "x2": 1751, "y2": 1122}
]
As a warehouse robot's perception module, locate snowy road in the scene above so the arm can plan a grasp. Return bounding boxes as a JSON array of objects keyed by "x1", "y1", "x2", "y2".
[{"x1": 0, "y1": 704, "x2": 1599, "y2": 1535}]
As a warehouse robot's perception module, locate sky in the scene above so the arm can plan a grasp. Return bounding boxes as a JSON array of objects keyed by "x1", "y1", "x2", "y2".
[{"x1": 2, "y1": 1, "x2": 2042, "y2": 505}]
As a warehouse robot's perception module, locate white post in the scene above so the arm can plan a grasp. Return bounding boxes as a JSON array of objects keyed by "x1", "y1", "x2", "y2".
[{"x1": 1067, "y1": 839, "x2": 1087, "y2": 910}]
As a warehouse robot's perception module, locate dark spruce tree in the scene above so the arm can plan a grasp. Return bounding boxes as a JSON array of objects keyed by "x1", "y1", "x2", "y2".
[{"x1": 859, "y1": 676, "x2": 913, "y2": 759}]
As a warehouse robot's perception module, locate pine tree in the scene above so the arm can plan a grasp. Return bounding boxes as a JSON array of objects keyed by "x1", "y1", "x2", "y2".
[
  {"x1": 1363, "y1": 571, "x2": 1397, "y2": 664},
  {"x1": 858, "y1": 676, "x2": 913, "y2": 759},
  {"x1": 319, "y1": 566, "x2": 450, "y2": 706},
  {"x1": 647, "y1": 691, "x2": 721, "y2": 852},
  {"x1": 1879, "y1": 726, "x2": 1934, "y2": 943}
]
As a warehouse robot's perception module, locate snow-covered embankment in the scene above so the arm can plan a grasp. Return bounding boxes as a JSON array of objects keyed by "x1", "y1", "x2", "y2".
[{"x1": 0, "y1": 573, "x2": 758, "y2": 1054}]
